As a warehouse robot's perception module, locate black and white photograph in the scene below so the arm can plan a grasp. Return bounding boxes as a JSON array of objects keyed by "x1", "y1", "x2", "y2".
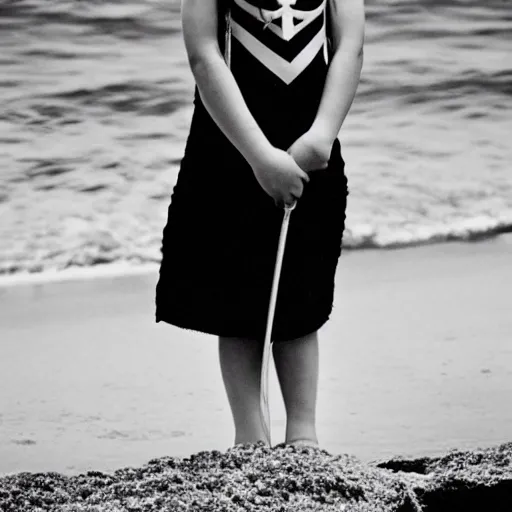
[{"x1": 1, "y1": 0, "x2": 511, "y2": 510}]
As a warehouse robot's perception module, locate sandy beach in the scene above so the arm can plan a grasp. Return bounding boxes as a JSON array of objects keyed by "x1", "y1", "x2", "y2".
[{"x1": 1, "y1": 237, "x2": 511, "y2": 477}]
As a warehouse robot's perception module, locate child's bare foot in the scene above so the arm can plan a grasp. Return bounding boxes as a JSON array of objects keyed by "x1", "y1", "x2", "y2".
[{"x1": 286, "y1": 438, "x2": 320, "y2": 448}]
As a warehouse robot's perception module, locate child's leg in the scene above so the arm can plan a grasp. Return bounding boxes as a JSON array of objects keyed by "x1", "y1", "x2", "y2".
[
  {"x1": 218, "y1": 336, "x2": 269, "y2": 446},
  {"x1": 272, "y1": 330, "x2": 319, "y2": 446}
]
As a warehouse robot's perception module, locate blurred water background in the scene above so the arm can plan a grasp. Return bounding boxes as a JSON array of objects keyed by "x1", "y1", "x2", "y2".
[{"x1": 1, "y1": 0, "x2": 511, "y2": 283}]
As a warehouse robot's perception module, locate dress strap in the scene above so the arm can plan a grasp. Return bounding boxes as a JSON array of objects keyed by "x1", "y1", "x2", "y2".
[{"x1": 224, "y1": 7, "x2": 232, "y2": 67}]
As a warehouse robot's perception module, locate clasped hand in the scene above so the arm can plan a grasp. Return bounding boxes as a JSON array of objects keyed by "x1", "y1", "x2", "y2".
[{"x1": 251, "y1": 129, "x2": 334, "y2": 209}]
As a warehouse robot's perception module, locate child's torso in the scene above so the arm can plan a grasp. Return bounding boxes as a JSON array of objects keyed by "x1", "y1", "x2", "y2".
[
  {"x1": 227, "y1": 0, "x2": 330, "y2": 141},
  {"x1": 192, "y1": 0, "x2": 330, "y2": 150}
]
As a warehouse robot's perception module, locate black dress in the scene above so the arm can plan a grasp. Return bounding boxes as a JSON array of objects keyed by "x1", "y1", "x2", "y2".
[{"x1": 155, "y1": 0, "x2": 349, "y2": 343}]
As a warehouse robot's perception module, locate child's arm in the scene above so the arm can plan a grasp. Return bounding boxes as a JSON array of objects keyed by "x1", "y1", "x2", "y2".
[
  {"x1": 181, "y1": 0, "x2": 310, "y2": 206},
  {"x1": 309, "y1": 0, "x2": 365, "y2": 142},
  {"x1": 181, "y1": 0, "x2": 273, "y2": 169}
]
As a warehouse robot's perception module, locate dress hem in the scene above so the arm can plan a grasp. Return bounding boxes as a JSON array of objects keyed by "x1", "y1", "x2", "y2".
[{"x1": 154, "y1": 311, "x2": 331, "y2": 343}]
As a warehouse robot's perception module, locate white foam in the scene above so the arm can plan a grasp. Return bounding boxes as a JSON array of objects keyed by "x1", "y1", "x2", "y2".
[{"x1": 1, "y1": 216, "x2": 511, "y2": 289}]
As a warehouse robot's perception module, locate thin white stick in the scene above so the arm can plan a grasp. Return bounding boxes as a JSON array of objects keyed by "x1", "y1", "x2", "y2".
[{"x1": 260, "y1": 201, "x2": 296, "y2": 445}]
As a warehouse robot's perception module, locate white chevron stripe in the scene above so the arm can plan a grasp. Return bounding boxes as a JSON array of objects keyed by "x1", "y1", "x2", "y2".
[
  {"x1": 233, "y1": 0, "x2": 325, "y2": 41},
  {"x1": 231, "y1": 18, "x2": 326, "y2": 84}
]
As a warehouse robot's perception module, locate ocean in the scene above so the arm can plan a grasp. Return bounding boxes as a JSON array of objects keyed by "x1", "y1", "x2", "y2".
[{"x1": 1, "y1": 0, "x2": 511, "y2": 284}]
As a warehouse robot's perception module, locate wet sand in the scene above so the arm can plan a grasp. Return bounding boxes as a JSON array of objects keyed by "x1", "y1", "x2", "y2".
[{"x1": 1, "y1": 237, "x2": 511, "y2": 476}]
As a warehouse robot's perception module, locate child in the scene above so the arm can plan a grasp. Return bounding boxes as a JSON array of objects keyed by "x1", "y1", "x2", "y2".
[{"x1": 155, "y1": 0, "x2": 364, "y2": 448}]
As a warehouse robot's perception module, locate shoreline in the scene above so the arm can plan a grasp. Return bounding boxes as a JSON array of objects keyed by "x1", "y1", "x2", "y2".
[
  {"x1": 1, "y1": 236, "x2": 511, "y2": 476},
  {"x1": 1, "y1": 229, "x2": 512, "y2": 289}
]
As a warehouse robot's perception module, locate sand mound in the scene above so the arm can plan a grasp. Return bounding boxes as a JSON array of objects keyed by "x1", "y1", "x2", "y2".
[{"x1": 1, "y1": 441, "x2": 511, "y2": 511}]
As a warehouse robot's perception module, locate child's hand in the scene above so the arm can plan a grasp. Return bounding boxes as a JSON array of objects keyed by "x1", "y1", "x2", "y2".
[
  {"x1": 286, "y1": 129, "x2": 334, "y2": 173},
  {"x1": 251, "y1": 146, "x2": 310, "y2": 208}
]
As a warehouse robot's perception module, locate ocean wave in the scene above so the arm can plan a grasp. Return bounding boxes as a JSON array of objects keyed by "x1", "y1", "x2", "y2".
[
  {"x1": 0, "y1": 1, "x2": 180, "y2": 39},
  {"x1": 0, "y1": 0, "x2": 511, "y2": 285},
  {"x1": 1, "y1": 216, "x2": 512, "y2": 287}
]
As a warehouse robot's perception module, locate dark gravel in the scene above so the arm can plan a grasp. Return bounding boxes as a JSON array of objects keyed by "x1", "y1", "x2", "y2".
[{"x1": 1, "y1": 441, "x2": 510, "y2": 511}]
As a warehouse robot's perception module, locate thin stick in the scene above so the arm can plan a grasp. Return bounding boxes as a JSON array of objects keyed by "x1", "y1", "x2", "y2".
[{"x1": 260, "y1": 201, "x2": 297, "y2": 445}]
